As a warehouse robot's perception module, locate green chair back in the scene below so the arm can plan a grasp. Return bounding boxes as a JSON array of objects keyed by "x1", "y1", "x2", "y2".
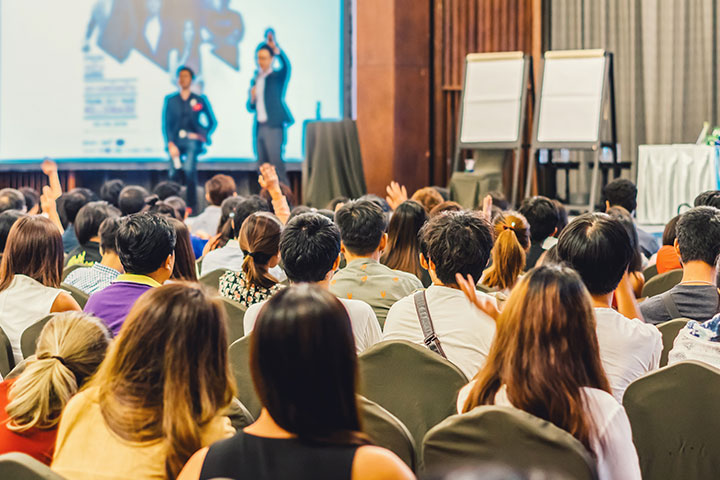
[
  {"x1": 20, "y1": 315, "x2": 54, "y2": 359},
  {"x1": 0, "y1": 326, "x2": 15, "y2": 377},
  {"x1": 228, "y1": 336, "x2": 262, "y2": 418},
  {"x1": 199, "y1": 269, "x2": 226, "y2": 291},
  {"x1": 357, "y1": 340, "x2": 468, "y2": 463},
  {"x1": 61, "y1": 264, "x2": 87, "y2": 282},
  {"x1": 221, "y1": 297, "x2": 246, "y2": 345},
  {"x1": 640, "y1": 269, "x2": 683, "y2": 298},
  {"x1": 642, "y1": 263, "x2": 658, "y2": 282},
  {"x1": 656, "y1": 318, "x2": 689, "y2": 367},
  {"x1": 623, "y1": 361, "x2": 720, "y2": 480},
  {"x1": 423, "y1": 406, "x2": 598, "y2": 480},
  {"x1": 0, "y1": 452, "x2": 66, "y2": 479},
  {"x1": 359, "y1": 396, "x2": 417, "y2": 471},
  {"x1": 60, "y1": 283, "x2": 89, "y2": 309}
]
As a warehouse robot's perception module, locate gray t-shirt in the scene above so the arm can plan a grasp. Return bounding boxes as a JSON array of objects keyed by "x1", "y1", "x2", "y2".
[{"x1": 640, "y1": 284, "x2": 720, "y2": 325}]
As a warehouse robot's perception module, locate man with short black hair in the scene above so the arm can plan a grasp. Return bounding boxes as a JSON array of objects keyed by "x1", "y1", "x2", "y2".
[
  {"x1": 64, "y1": 217, "x2": 123, "y2": 294},
  {"x1": 100, "y1": 179, "x2": 126, "y2": 208},
  {"x1": 330, "y1": 200, "x2": 423, "y2": 327},
  {"x1": 153, "y1": 180, "x2": 183, "y2": 200},
  {"x1": 242, "y1": 213, "x2": 381, "y2": 352},
  {"x1": 118, "y1": 185, "x2": 149, "y2": 216},
  {"x1": 518, "y1": 196, "x2": 558, "y2": 270},
  {"x1": 66, "y1": 201, "x2": 121, "y2": 267},
  {"x1": 602, "y1": 178, "x2": 659, "y2": 257},
  {"x1": 187, "y1": 174, "x2": 236, "y2": 236},
  {"x1": 640, "y1": 206, "x2": 720, "y2": 324},
  {"x1": 0, "y1": 188, "x2": 26, "y2": 214},
  {"x1": 59, "y1": 190, "x2": 91, "y2": 253},
  {"x1": 383, "y1": 211, "x2": 496, "y2": 378},
  {"x1": 558, "y1": 212, "x2": 661, "y2": 401},
  {"x1": 84, "y1": 213, "x2": 176, "y2": 335}
]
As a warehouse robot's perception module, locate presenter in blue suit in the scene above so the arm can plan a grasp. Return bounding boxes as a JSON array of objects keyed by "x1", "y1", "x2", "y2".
[
  {"x1": 247, "y1": 31, "x2": 293, "y2": 185},
  {"x1": 163, "y1": 66, "x2": 216, "y2": 212}
]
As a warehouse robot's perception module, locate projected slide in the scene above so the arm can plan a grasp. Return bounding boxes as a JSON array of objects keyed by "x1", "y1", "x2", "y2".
[{"x1": 0, "y1": 0, "x2": 342, "y2": 162}]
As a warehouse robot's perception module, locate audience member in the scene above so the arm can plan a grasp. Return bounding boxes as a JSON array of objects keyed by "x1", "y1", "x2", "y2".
[
  {"x1": 602, "y1": 178, "x2": 659, "y2": 257},
  {"x1": 557, "y1": 213, "x2": 661, "y2": 401},
  {"x1": 654, "y1": 215, "x2": 682, "y2": 274},
  {"x1": 84, "y1": 213, "x2": 176, "y2": 335},
  {"x1": 607, "y1": 206, "x2": 645, "y2": 298},
  {"x1": 331, "y1": 200, "x2": 423, "y2": 328},
  {"x1": 117, "y1": 185, "x2": 148, "y2": 216},
  {"x1": 542, "y1": 199, "x2": 568, "y2": 249},
  {"x1": 488, "y1": 190, "x2": 509, "y2": 211},
  {"x1": 383, "y1": 211, "x2": 495, "y2": 379},
  {"x1": 457, "y1": 265, "x2": 641, "y2": 480},
  {"x1": 168, "y1": 218, "x2": 198, "y2": 282},
  {"x1": 668, "y1": 312, "x2": 720, "y2": 368},
  {"x1": 153, "y1": 180, "x2": 183, "y2": 200},
  {"x1": 0, "y1": 210, "x2": 25, "y2": 258},
  {"x1": 19, "y1": 187, "x2": 40, "y2": 215},
  {"x1": 481, "y1": 211, "x2": 530, "y2": 297},
  {"x1": 518, "y1": 196, "x2": 558, "y2": 270},
  {"x1": 257, "y1": 163, "x2": 291, "y2": 224},
  {"x1": 381, "y1": 200, "x2": 430, "y2": 287},
  {"x1": 243, "y1": 213, "x2": 382, "y2": 353},
  {"x1": 58, "y1": 191, "x2": 89, "y2": 253},
  {"x1": 429, "y1": 201, "x2": 463, "y2": 217},
  {"x1": 202, "y1": 196, "x2": 247, "y2": 254},
  {"x1": 64, "y1": 217, "x2": 123, "y2": 294},
  {"x1": 694, "y1": 189, "x2": 720, "y2": 208},
  {"x1": 0, "y1": 188, "x2": 26, "y2": 214},
  {"x1": 0, "y1": 312, "x2": 110, "y2": 464},
  {"x1": 143, "y1": 197, "x2": 181, "y2": 219},
  {"x1": 0, "y1": 216, "x2": 81, "y2": 362},
  {"x1": 326, "y1": 195, "x2": 349, "y2": 212},
  {"x1": 165, "y1": 195, "x2": 188, "y2": 220},
  {"x1": 99, "y1": 179, "x2": 125, "y2": 208},
  {"x1": 52, "y1": 284, "x2": 235, "y2": 479},
  {"x1": 411, "y1": 187, "x2": 444, "y2": 213},
  {"x1": 177, "y1": 285, "x2": 413, "y2": 480},
  {"x1": 219, "y1": 212, "x2": 284, "y2": 307},
  {"x1": 65, "y1": 201, "x2": 121, "y2": 267},
  {"x1": 187, "y1": 174, "x2": 236, "y2": 236},
  {"x1": 640, "y1": 207, "x2": 720, "y2": 324}
]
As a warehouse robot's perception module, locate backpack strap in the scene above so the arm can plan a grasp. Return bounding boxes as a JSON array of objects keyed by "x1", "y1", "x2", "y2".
[
  {"x1": 660, "y1": 290, "x2": 683, "y2": 320},
  {"x1": 413, "y1": 291, "x2": 447, "y2": 359}
]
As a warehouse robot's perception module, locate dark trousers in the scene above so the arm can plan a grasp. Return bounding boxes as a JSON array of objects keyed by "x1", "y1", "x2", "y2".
[
  {"x1": 168, "y1": 138, "x2": 202, "y2": 212},
  {"x1": 255, "y1": 123, "x2": 288, "y2": 185}
]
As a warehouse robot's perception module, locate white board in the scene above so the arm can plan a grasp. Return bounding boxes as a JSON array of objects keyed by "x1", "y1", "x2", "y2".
[
  {"x1": 536, "y1": 51, "x2": 606, "y2": 143},
  {"x1": 459, "y1": 52, "x2": 526, "y2": 144}
]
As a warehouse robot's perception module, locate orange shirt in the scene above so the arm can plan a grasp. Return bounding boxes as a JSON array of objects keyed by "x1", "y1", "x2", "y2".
[{"x1": 656, "y1": 245, "x2": 682, "y2": 274}]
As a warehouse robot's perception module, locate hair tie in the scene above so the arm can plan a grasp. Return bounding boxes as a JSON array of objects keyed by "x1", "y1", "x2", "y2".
[
  {"x1": 51, "y1": 355, "x2": 67, "y2": 367},
  {"x1": 243, "y1": 250, "x2": 272, "y2": 265}
]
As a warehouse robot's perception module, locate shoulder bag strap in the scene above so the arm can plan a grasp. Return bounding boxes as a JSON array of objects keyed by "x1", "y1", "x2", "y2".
[
  {"x1": 413, "y1": 291, "x2": 447, "y2": 359},
  {"x1": 660, "y1": 290, "x2": 683, "y2": 320}
]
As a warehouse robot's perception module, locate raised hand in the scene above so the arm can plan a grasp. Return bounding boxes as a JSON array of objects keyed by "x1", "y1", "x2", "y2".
[
  {"x1": 455, "y1": 273, "x2": 500, "y2": 321},
  {"x1": 480, "y1": 194, "x2": 493, "y2": 222},
  {"x1": 258, "y1": 163, "x2": 280, "y2": 191},
  {"x1": 385, "y1": 181, "x2": 408, "y2": 211},
  {"x1": 41, "y1": 157, "x2": 57, "y2": 176}
]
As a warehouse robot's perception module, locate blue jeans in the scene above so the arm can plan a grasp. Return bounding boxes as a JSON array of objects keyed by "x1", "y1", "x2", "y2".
[{"x1": 169, "y1": 138, "x2": 201, "y2": 212}]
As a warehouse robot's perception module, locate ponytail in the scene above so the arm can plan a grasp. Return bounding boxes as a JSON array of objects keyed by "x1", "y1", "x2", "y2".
[
  {"x1": 483, "y1": 212, "x2": 530, "y2": 292},
  {"x1": 242, "y1": 250, "x2": 279, "y2": 290},
  {"x1": 239, "y1": 212, "x2": 282, "y2": 289}
]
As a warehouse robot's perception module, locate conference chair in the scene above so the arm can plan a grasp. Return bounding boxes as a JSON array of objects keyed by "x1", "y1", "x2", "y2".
[
  {"x1": 0, "y1": 326, "x2": 15, "y2": 377},
  {"x1": 623, "y1": 360, "x2": 720, "y2": 480},
  {"x1": 640, "y1": 269, "x2": 683, "y2": 298},
  {"x1": 642, "y1": 263, "x2": 658, "y2": 282},
  {"x1": 423, "y1": 406, "x2": 598, "y2": 480},
  {"x1": 20, "y1": 315, "x2": 53, "y2": 359},
  {"x1": 656, "y1": 318, "x2": 689, "y2": 367},
  {"x1": 199, "y1": 268, "x2": 225, "y2": 291},
  {"x1": 0, "y1": 452, "x2": 66, "y2": 480},
  {"x1": 221, "y1": 297, "x2": 246, "y2": 344},
  {"x1": 195, "y1": 256, "x2": 203, "y2": 277},
  {"x1": 60, "y1": 283, "x2": 89, "y2": 309},
  {"x1": 358, "y1": 396, "x2": 417, "y2": 471},
  {"x1": 228, "y1": 336, "x2": 262, "y2": 418},
  {"x1": 357, "y1": 340, "x2": 468, "y2": 462},
  {"x1": 226, "y1": 397, "x2": 255, "y2": 432},
  {"x1": 61, "y1": 264, "x2": 87, "y2": 282}
]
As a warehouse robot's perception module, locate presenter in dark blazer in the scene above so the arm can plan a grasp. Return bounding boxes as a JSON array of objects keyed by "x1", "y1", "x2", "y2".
[
  {"x1": 163, "y1": 66, "x2": 216, "y2": 212},
  {"x1": 247, "y1": 31, "x2": 293, "y2": 184}
]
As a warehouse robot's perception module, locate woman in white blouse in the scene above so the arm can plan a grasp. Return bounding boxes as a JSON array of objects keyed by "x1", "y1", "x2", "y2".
[{"x1": 455, "y1": 265, "x2": 641, "y2": 480}]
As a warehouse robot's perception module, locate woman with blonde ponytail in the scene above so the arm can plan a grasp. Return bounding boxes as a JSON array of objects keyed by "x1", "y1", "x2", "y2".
[
  {"x1": 481, "y1": 211, "x2": 530, "y2": 296},
  {"x1": 219, "y1": 212, "x2": 285, "y2": 307},
  {"x1": 0, "y1": 312, "x2": 110, "y2": 464}
]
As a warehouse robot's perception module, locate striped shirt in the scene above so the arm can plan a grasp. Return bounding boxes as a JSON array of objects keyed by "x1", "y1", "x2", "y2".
[{"x1": 63, "y1": 263, "x2": 121, "y2": 295}]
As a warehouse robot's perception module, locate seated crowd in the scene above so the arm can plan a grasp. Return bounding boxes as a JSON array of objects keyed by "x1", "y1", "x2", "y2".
[{"x1": 0, "y1": 163, "x2": 718, "y2": 480}]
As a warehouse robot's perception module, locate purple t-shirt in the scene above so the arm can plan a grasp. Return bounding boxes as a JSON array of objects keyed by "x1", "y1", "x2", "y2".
[{"x1": 84, "y1": 275, "x2": 159, "y2": 335}]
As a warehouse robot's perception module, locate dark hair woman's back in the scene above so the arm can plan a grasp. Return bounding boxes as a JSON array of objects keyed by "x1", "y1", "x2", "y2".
[{"x1": 381, "y1": 200, "x2": 428, "y2": 282}]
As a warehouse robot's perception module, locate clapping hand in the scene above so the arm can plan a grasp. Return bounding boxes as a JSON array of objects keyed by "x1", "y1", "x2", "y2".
[
  {"x1": 385, "y1": 181, "x2": 408, "y2": 211},
  {"x1": 455, "y1": 273, "x2": 500, "y2": 321}
]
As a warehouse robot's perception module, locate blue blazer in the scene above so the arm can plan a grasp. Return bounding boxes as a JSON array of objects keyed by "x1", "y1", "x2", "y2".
[
  {"x1": 247, "y1": 51, "x2": 293, "y2": 128},
  {"x1": 162, "y1": 92, "x2": 217, "y2": 148}
]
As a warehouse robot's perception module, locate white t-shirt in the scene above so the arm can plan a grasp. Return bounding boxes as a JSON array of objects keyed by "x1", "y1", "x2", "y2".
[
  {"x1": 594, "y1": 307, "x2": 662, "y2": 402},
  {"x1": 456, "y1": 382, "x2": 641, "y2": 480},
  {"x1": 382, "y1": 285, "x2": 496, "y2": 379},
  {"x1": 243, "y1": 296, "x2": 382, "y2": 354}
]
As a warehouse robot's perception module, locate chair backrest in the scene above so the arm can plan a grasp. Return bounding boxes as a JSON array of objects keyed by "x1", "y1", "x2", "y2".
[
  {"x1": 199, "y1": 268, "x2": 225, "y2": 291},
  {"x1": 0, "y1": 326, "x2": 15, "y2": 377},
  {"x1": 228, "y1": 336, "x2": 262, "y2": 418},
  {"x1": 0, "y1": 452, "x2": 66, "y2": 479},
  {"x1": 423, "y1": 406, "x2": 598, "y2": 480},
  {"x1": 357, "y1": 340, "x2": 468, "y2": 462},
  {"x1": 226, "y1": 397, "x2": 255, "y2": 432},
  {"x1": 642, "y1": 263, "x2": 658, "y2": 282},
  {"x1": 640, "y1": 268, "x2": 683, "y2": 298},
  {"x1": 61, "y1": 264, "x2": 87, "y2": 282},
  {"x1": 195, "y1": 257, "x2": 203, "y2": 278},
  {"x1": 358, "y1": 395, "x2": 417, "y2": 471},
  {"x1": 656, "y1": 318, "x2": 689, "y2": 367},
  {"x1": 221, "y1": 297, "x2": 246, "y2": 344},
  {"x1": 60, "y1": 283, "x2": 89, "y2": 309},
  {"x1": 20, "y1": 315, "x2": 54, "y2": 359},
  {"x1": 623, "y1": 360, "x2": 720, "y2": 480}
]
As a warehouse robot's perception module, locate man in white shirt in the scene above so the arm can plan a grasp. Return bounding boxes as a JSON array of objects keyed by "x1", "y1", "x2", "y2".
[
  {"x1": 557, "y1": 213, "x2": 662, "y2": 402},
  {"x1": 186, "y1": 174, "x2": 236, "y2": 236},
  {"x1": 242, "y1": 212, "x2": 381, "y2": 353},
  {"x1": 383, "y1": 211, "x2": 496, "y2": 379}
]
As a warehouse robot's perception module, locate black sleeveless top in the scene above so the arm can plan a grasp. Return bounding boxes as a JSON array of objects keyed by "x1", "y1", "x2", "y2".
[{"x1": 199, "y1": 431, "x2": 359, "y2": 480}]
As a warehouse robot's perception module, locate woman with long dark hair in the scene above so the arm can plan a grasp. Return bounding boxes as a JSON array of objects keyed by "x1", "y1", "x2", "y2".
[
  {"x1": 607, "y1": 206, "x2": 644, "y2": 298},
  {"x1": 168, "y1": 218, "x2": 198, "y2": 281},
  {"x1": 456, "y1": 265, "x2": 641, "y2": 480},
  {"x1": 178, "y1": 285, "x2": 414, "y2": 480},
  {"x1": 381, "y1": 200, "x2": 429, "y2": 286}
]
